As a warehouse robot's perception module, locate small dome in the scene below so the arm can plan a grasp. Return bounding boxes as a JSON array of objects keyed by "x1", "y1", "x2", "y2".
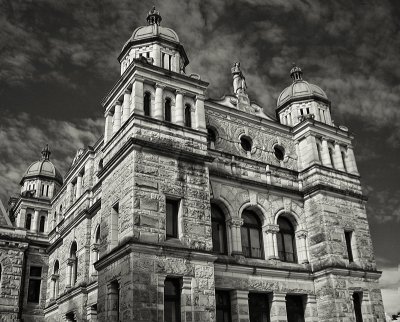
[
  {"x1": 277, "y1": 65, "x2": 329, "y2": 109},
  {"x1": 20, "y1": 145, "x2": 63, "y2": 185}
]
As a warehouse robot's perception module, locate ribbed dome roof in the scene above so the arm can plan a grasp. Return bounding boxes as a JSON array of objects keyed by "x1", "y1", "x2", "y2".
[
  {"x1": 277, "y1": 65, "x2": 329, "y2": 109},
  {"x1": 21, "y1": 145, "x2": 63, "y2": 185}
]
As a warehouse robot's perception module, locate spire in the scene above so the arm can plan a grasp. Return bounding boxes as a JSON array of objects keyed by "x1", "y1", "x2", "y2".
[
  {"x1": 41, "y1": 144, "x2": 51, "y2": 160},
  {"x1": 146, "y1": 6, "x2": 162, "y2": 25},
  {"x1": 290, "y1": 63, "x2": 303, "y2": 82}
]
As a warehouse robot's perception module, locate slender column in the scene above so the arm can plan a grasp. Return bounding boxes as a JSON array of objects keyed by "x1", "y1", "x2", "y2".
[
  {"x1": 76, "y1": 174, "x2": 83, "y2": 198},
  {"x1": 31, "y1": 209, "x2": 39, "y2": 232},
  {"x1": 17, "y1": 208, "x2": 26, "y2": 228},
  {"x1": 175, "y1": 90, "x2": 184, "y2": 126},
  {"x1": 154, "y1": 84, "x2": 164, "y2": 120},
  {"x1": 104, "y1": 112, "x2": 113, "y2": 143},
  {"x1": 263, "y1": 224, "x2": 279, "y2": 259},
  {"x1": 296, "y1": 230, "x2": 309, "y2": 264},
  {"x1": 181, "y1": 276, "x2": 193, "y2": 322},
  {"x1": 230, "y1": 290, "x2": 249, "y2": 322},
  {"x1": 195, "y1": 95, "x2": 206, "y2": 131},
  {"x1": 121, "y1": 89, "x2": 131, "y2": 123},
  {"x1": 346, "y1": 146, "x2": 359, "y2": 174},
  {"x1": 304, "y1": 294, "x2": 318, "y2": 322},
  {"x1": 131, "y1": 78, "x2": 144, "y2": 115},
  {"x1": 228, "y1": 218, "x2": 243, "y2": 255},
  {"x1": 91, "y1": 244, "x2": 99, "y2": 276},
  {"x1": 320, "y1": 138, "x2": 332, "y2": 167},
  {"x1": 270, "y1": 293, "x2": 287, "y2": 322},
  {"x1": 66, "y1": 260, "x2": 72, "y2": 288},
  {"x1": 333, "y1": 142, "x2": 345, "y2": 171},
  {"x1": 112, "y1": 102, "x2": 122, "y2": 134},
  {"x1": 50, "y1": 279, "x2": 55, "y2": 299}
]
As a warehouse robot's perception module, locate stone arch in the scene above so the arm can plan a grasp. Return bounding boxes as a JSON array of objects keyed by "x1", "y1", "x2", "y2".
[
  {"x1": 239, "y1": 202, "x2": 267, "y2": 226},
  {"x1": 210, "y1": 198, "x2": 232, "y2": 221},
  {"x1": 273, "y1": 209, "x2": 302, "y2": 230}
]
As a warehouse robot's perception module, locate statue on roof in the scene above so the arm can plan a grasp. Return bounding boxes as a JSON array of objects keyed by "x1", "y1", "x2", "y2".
[{"x1": 231, "y1": 62, "x2": 247, "y2": 95}]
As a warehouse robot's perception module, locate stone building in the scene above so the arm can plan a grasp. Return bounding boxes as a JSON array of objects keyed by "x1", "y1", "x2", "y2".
[{"x1": 1, "y1": 6, "x2": 386, "y2": 322}]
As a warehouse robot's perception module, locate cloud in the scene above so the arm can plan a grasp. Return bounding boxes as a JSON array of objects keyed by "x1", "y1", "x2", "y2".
[
  {"x1": 0, "y1": 111, "x2": 103, "y2": 205},
  {"x1": 380, "y1": 266, "x2": 400, "y2": 315}
]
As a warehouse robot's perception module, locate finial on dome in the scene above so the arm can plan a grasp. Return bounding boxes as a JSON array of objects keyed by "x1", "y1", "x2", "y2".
[
  {"x1": 290, "y1": 63, "x2": 303, "y2": 82},
  {"x1": 146, "y1": 6, "x2": 162, "y2": 25},
  {"x1": 41, "y1": 144, "x2": 51, "y2": 160}
]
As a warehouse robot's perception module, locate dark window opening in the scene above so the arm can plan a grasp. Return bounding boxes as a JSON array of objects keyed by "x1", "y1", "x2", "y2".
[
  {"x1": 216, "y1": 290, "x2": 232, "y2": 322},
  {"x1": 353, "y1": 292, "x2": 363, "y2": 322},
  {"x1": 211, "y1": 205, "x2": 227, "y2": 254},
  {"x1": 274, "y1": 145, "x2": 285, "y2": 161},
  {"x1": 341, "y1": 151, "x2": 347, "y2": 172},
  {"x1": 25, "y1": 213, "x2": 32, "y2": 230},
  {"x1": 286, "y1": 295, "x2": 305, "y2": 322},
  {"x1": 70, "y1": 242, "x2": 78, "y2": 286},
  {"x1": 95, "y1": 226, "x2": 101, "y2": 244},
  {"x1": 165, "y1": 98, "x2": 172, "y2": 122},
  {"x1": 316, "y1": 143, "x2": 322, "y2": 162},
  {"x1": 166, "y1": 199, "x2": 179, "y2": 238},
  {"x1": 144, "y1": 92, "x2": 151, "y2": 116},
  {"x1": 277, "y1": 217, "x2": 297, "y2": 263},
  {"x1": 109, "y1": 280, "x2": 120, "y2": 321},
  {"x1": 27, "y1": 266, "x2": 42, "y2": 303},
  {"x1": 240, "y1": 136, "x2": 252, "y2": 152},
  {"x1": 241, "y1": 210, "x2": 263, "y2": 258},
  {"x1": 184, "y1": 104, "x2": 192, "y2": 127},
  {"x1": 328, "y1": 147, "x2": 335, "y2": 168},
  {"x1": 164, "y1": 278, "x2": 181, "y2": 322},
  {"x1": 39, "y1": 215, "x2": 46, "y2": 233},
  {"x1": 207, "y1": 128, "x2": 217, "y2": 149},
  {"x1": 249, "y1": 293, "x2": 270, "y2": 322},
  {"x1": 345, "y1": 231, "x2": 354, "y2": 262}
]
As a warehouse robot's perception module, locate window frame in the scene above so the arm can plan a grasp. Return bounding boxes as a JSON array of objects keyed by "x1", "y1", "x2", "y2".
[
  {"x1": 165, "y1": 97, "x2": 172, "y2": 122},
  {"x1": 166, "y1": 198, "x2": 180, "y2": 239},
  {"x1": 345, "y1": 231, "x2": 354, "y2": 263},
  {"x1": 27, "y1": 266, "x2": 42, "y2": 304},
  {"x1": 164, "y1": 278, "x2": 181, "y2": 322},
  {"x1": 184, "y1": 104, "x2": 192, "y2": 127},
  {"x1": 241, "y1": 210, "x2": 263, "y2": 259},
  {"x1": 216, "y1": 290, "x2": 232, "y2": 322},
  {"x1": 277, "y1": 217, "x2": 297, "y2": 263},
  {"x1": 144, "y1": 91, "x2": 151, "y2": 116},
  {"x1": 211, "y1": 204, "x2": 228, "y2": 255}
]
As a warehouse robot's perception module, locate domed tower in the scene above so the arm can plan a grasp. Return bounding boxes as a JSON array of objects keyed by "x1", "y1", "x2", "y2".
[
  {"x1": 276, "y1": 65, "x2": 332, "y2": 127},
  {"x1": 13, "y1": 145, "x2": 63, "y2": 233}
]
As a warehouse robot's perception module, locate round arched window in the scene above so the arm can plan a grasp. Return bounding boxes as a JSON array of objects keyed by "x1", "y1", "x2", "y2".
[
  {"x1": 241, "y1": 210, "x2": 263, "y2": 258},
  {"x1": 240, "y1": 136, "x2": 252, "y2": 152},
  {"x1": 274, "y1": 145, "x2": 285, "y2": 161},
  {"x1": 277, "y1": 217, "x2": 296, "y2": 263}
]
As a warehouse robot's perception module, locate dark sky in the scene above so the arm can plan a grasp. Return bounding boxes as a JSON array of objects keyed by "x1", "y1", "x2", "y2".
[{"x1": 0, "y1": 0, "x2": 399, "y2": 314}]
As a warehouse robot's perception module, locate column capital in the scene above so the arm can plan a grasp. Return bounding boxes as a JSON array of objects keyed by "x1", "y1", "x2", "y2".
[
  {"x1": 271, "y1": 292, "x2": 287, "y2": 302},
  {"x1": 195, "y1": 94, "x2": 205, "y2": 101},
  {"x1": 175, "y1": 89, "x2": 185, "y2": 95},
  {"x1": 51, "y1": 273, "x2": 60, "y2": 281},
  {"x1": 67, "y1": 258, "x2": 75, "y2": 266},
  {"x1": 91, "y1": 243, "x2": 100, "y2": 252},
  {"x1": 124, "y1": 89, "x2": 131, "y2": 94},
  {"x1": 263, "y1": 224, "x2": 279, "y2": 233},
  {"x1": 227, "y1": 217, "x2": 243, "y2": 228},
  {"x1": 155, "y1": 82, "x2": 165, "y2": 89},
  {"x1": 115, "y1": 100, "x2": 122, "y2": 106},
  {"x1": 133, "y1": 76, "x2": 145, "y2": 83}
]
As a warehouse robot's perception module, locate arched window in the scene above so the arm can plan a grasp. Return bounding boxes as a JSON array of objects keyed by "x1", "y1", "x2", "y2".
[
  {"x1": 277, "y1": 217, "x2": 297, "y2": 263},
  {"x1": 95, "y1": 226, "x2": 100, "y2": 244},
  {"x1": 25, "y1": 213, "x2": 32, "y2": 230},
  {"x1": 211, "y1": 204, "x2": 227, "y2": 254},
  {"x1": 0, "y1": 264, "x2": 2, "y2": 287},
  {"x1": 39, "y1": 215, "x2": 46, "y2": 233},
  {"x1": 59, "y1": 205, "x2": 63, "y2": 215},
  {"x1": 341, "y1": 151, "x2": 347, "y2": 172},
  {"x1": 98, "y1": 159, "x2": 103, "y2": 171},
  {"x1": 328, "y1": 147, "x2": 335, "y2": 168},
  {"x1": 164, "y1": 97, "x2": 172, "y2": 122},
  {"x1": 184, "y1": 104, "x2": 192, "y2": 127},
  {"x1": 70, "y1": 242, "x2": 78, "y2": 286},
  {"x1": 241, "y1": 210, "x2": 263, "y2": 259},
  {"x1": 207, "y1": 127, "x2": 217, "y2": 149},
  {"x1": 144, "y1": 92, "x2": 151, "y2": 116},
  {"x1": 53, "y1": 260, "x2": 60, "y2": 298},
  {"x1": 316, "y1": 142, "x2": 322, "y2": 162}
]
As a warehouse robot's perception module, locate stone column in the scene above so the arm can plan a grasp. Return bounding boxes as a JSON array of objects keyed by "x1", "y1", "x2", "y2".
[
  {"x1": 270, "y1": 293, "x2": 287, "y2": 322},
  {"x1": 76, "y1": 174, "x2": 83, "y2": 199},
  {"x1": 230, "y1": 290, "x2": 249, "y2": 322},
  {"x1": 228, "y1": 218, "x2": 244, "y2": 255},
  {"x1": 333, "y1": 142, "x2": 345, "y2": 171},
  {"x1": 112, "y1": 102, "x2": 122, "y2": 134},
  {"x1": 175, "y1": 90, "x2": 184, "y2": 126},
  {"x1": 320, "y1": 138, "x2": 332, "y2": 167},
  {"x1": 195, "y1": 95, "x2": 206, "y2": 131},
  {"x1": 346, "y1": 146, "x2": 359, "y2": 174},
  {"x1": 296, "y1": 230, "x2": 309, "y2": 264},
  {"x1": 66, "y1": 259, "x2": 73, "y2": 288},
  {"x1": 121, "y1": 89, "x2": 131, "y2": 123},
  {"x1": 91, "y1": 244, "x2": 99, "y2": 276},
  {"x1": 304, "y1": 294, "x2": 318, "y2": 322},
  {"x1": 104, "y1": 112, "x2": 113, "y2": 144},
  {"x1": 17, "y1": 208, "x2": 26, "y2": 228},
  {"x1": 31, "y1": 209, "x2": 39, "y2": 232},
  {"x1": 181, "y1": 276, "x2": 193, "y2": 322},
  {"x1": 154, "y1": 84, "x2": 164, "y2": 120},
  {"x1": 263, "y1": 224, "x2": 279, "y2": 259},
  {"x1": 131, "y1": 78, "x2": 144, "y2": 115}
]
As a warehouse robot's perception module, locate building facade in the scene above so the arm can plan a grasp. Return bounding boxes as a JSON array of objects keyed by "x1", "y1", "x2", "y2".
[{"x1": 0, "y1": 7, "x2": 386, "y2": 322}]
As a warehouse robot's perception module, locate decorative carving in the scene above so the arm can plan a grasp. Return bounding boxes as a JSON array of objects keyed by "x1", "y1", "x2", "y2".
[{"x1": 231, "y1": 62, "x2": 247, "y2": 94}]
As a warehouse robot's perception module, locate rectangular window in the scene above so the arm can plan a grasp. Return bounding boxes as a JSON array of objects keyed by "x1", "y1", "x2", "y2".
[
  {"x1": 164, "y1": 278, "x2": 181, "y2": 322},
  {"x1": 249, "y1": 293, "x2": 270, "y2": 322},
  {"x1": 27, "y1": 266, "x2": 42, "y2": 303},
  {"x1": 286, "y1": 295, "x2": 305, "y2": 322},
  {"x1": 216, "y1": 291, "x2": 232, "y2": 322},
  {"x1": 353, "y1": 292, "x2": 363, "y2": 322},
  {"x1": 345, "y1": 231, "x2": 354, "y2": 262},
  {"x1": 166, "y1": 199, "x2": 179, "y2": 239},
  {"x1": 111, "y1": 203, "x2": 119, "y2": 248}
]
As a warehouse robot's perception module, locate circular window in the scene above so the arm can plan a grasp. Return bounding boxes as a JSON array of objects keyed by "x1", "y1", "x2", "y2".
[
  {"x1": 240, "y1": 136, "x2": 252, "y2": 152},
  {"x1": 274, "y1": 145, "x2": 285, "y2": 161}
]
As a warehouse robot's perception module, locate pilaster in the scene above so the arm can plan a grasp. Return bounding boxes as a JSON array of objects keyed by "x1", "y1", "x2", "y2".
[{"x1": 231, "y1": 290, "x2": 249, "y2": 322}]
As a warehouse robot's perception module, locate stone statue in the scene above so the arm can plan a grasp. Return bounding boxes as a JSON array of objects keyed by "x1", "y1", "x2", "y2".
[{"x1": 231, "y1": 62, "x2": 247, "y2": 94}]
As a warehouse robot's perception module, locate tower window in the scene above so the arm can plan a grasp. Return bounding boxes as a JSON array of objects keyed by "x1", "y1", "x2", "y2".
[
  {"x1": 207, "y1": 127, "x2": 217, "y2": 149},
  {"x1": 109, "y1": 280, "x2": 120, "y2": 321},
  {"x1": 274, "y1": 145, "x2": 285, "y2": 161},
  {"x1": 164, "y1": 278, "x2": 181, "y2": 322},
  {"x1": 211, "y1": 204, "x2": 227, "y2": 254},
  {"x1": 353, "y1": 292, "x2": 363, "y2": 322},
  {"x1": 277, "y1": 217, "x2": 297, "y2": 263},
  {"x1": 328, "y1": 147, "x2": 335, "y2": 168},
  {"x1": 341, "y1": 151, "x2": 347, "y2": 172},
  {"x1": 316, "y1": 142, "x2": 322, "y2": 162},
  {"x1": 286, "y1": 295, "x2": 305, "y2": 322},
  {"x1": 111, "y1": 203, "x2": 119, "y2": 248},
  {"x1": 184, "y1": 104, "x2": 192, "y2": 127},
  {"x1": 345, "y1": 231, "x2": 354, "y2": 262},
  {"x1": 165, "y1": 98, "x2": 172, "y2": 122},
  {"x1": 240, "y1": 136, "x2": 252, "y2": 152},
  {"x1": 25, "y1": 213, "x2": 32, "y2": 230},
  {"x1": 69, "y1": 242, "x2": 78, "y2": 286},
  {"x1": 166, "y1": 199, "x2": 179, "y2": 239},
  {"x1": 39, "y1": 215, "x2": 46, "y2": 233},
  {"x1": 216, "y1": 290, "x2": 232, "y2": 322},
  {"x1": 144, "y1": 92, "x2": 151, "y2": 116},
  {"x1": 241, "y1": 210, "x2": 263, "y2": 259},
  {"x1": 249, "y1": 293, "x2": 270, "y2": 322},
  {"x1": 27, "y1": 266, "x2": 42, "y2": 303}
]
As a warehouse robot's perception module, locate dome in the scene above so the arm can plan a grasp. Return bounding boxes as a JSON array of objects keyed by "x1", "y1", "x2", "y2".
[
  {"x1": 277, "y1": 65, "x2": 329, "y2": 109},
  {"x1": 20, "y1": 145, "x2": 63, "y2": 185}
]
